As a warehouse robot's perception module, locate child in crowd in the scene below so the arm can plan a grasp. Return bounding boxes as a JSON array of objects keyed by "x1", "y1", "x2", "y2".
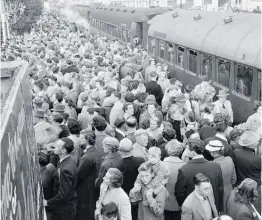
[
  {"x1": 101, "y1": 202, "x2": 119, "y2": 220},
  {"x1": 130, "y1": 147, "x2": 169, "y2": 205}
]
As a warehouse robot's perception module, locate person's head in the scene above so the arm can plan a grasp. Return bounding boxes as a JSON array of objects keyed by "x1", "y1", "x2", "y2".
[
  {"x1": 148, "y1": 147, "x2": 161, "y2": 165},
  {"x1": 103, "y1": 168, "x2": 123, "y2": 188},
  {"x1": 54, "y1": 137, "x2": 74, "y2": 156},
  {"x1": 158, "y1": 71, "x2": 166, "y2": 81},
  {"x1": 80, "y1": 130, "x2": 96, "y2": 148},
  {"x1": 55, "y1": 92, "x2": 63, "y2": 103},
  {"x1": 204, "y1": 104, "x2": 214, "y2": 114},
  {"x1": 188, "y1": 138, "x2": 205, "y2": 156},
  {"x1": 235, "y1": 178, "x2": 258, "y2": 205},
  {"x1": 138, "y1": 163, "x2": 154, "y2": 185},
  {"x1": 168, "y1": 104, "x2": 186, "y2": 121},
  {"x1": 125, "y1": 116, "x2": 137, "y2": 129},
  {"x1": 194, "y1": 173, "x2": 212, "y2": 197},
  {"x1": 165, "y1": 140, "x2": 184, "y2": 157},
  {"x1": 49, "y1": 75, "x2": 57, "y2": 86},
  {"x1": 149, "y1": 118, "x2": 159, "y2": 130},
  {"x1": 213, "y1": 113, "x2": 227, "y2": 133},
  {"x1": 119, "y1": 138, "x2": 133, "y2": 155},
  {"x1": 92, "y1": 115, "x2": 107, "y2": 132},
  {"x1": 228, "y1": 128, "x2": 241, "y2": 142},
  {"x1": 101, "y1": 202, "x2": 118, "y2": 220},
  {"x1": 38, "y1": 151, "x2": 50, "y2": 166},
  {"x1": 102, "y1": 137, "x2": 119, "y2": 153},
  {"x1": 134, "y1": 129, "x2": 148, "y2": 147},
  {"x1": 95, "y1": 80, "x2": 105, "y2": 89},
  {"x1": 202, "y1": 75, "x2": 210, "y2": 86},
  {"x1": 205, "y1": 140, "x2": 224, "y2": 158},
  {"x1": 124, "y1": 92, "x2": 135, "y2": 103},
  {"x1": 217, "y1": 90, "x2": 229, "y2": 104},
  {"x1": 123, "y1": 102, "x2": 134, "y2": 116},
  {"x1": 52, "y1": 113, "x2": 64, "y2": 124},
  {"x1": 34, "y1": 82, "x2": 44, "y2": 93},
  {"x1": 185, "y1": 84, "x2": 194, "y2": 94},
  {"x1": 149, "y1": 59, "x2": 155, "y2": 66},
  {"x1": 147, "y1": 101, "x2": 157, "y2": 115},
  {"x1": 111, "y1": 91, "x2": 121, "y2": 102},
  {"x1": 185, "y1": 129, "x2": 200, "y2": 140},
  {"x1": 162, "y1": 128, "x2": 176, "y2": 141},
  {"x1": 67, "y1": 119, "x2": 81, "y2": 135},
  {"x1": 150, "y1": 71, "x2": 158, "y2": 80}
]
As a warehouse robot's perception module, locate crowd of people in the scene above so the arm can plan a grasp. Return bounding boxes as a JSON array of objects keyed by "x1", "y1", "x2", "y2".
[{"x1": 1, "y1": 9, "x2": 261, "y2": 220}]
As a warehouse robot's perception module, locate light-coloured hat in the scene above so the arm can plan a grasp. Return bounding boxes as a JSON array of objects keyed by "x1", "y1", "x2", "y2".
[
  {"x1": 238, "y1": 131, "x2": 260, "y2": 148},
  {"x1": 217, "y1": 89, "x2": 229, "y2": 97},
  {"x1": 205, "y1": 140, "x2": 224, "y2": 152}
]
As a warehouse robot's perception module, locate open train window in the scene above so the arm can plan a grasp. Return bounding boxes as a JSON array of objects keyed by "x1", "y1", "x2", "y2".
[
  {"x1": 217, "y1": 59, "x2": 230, "y2": 88},
  {"x1": 158, "y1": 40, "x2": 165, "y2": 59},
  {"x1": 187, "y1": 49, "x2": 198, "y2": 74},
  {"x1": 167, "y1": 43, "x2": 174, "y2": 63},
  {"x1": 258, "y1": 70, "x2": 261, "y2": 101},
  {"x1": 235, "y1": 64, "x2": 253, "y2": 97},
  {"x1": 201, "y1": 53, "x2": 212, "y2": 79},
  {"x1": 176, "y1": 46, "x2": 184, "y2": 68}
]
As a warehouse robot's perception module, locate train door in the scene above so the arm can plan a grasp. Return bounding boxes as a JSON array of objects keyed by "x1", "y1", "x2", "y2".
[{"x1": 130, "y1": 22, "x2": 143, "y2": 48}]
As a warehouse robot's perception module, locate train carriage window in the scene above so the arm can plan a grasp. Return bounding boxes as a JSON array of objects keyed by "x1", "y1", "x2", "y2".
[
  {"x1": 258, "y1": 70, "x2": 261, "y2": 101},
  {"x1": 201, "y1": 53, "x2": 212, "y2": 79},
  {"x1": 149, "y1": 38, "x2": 156, "y2": 56},
  {"x1": 187, "y1": 49, "x2": 197, "y2": 73},
  {"x1": 217, "y1": 59, "x2": 230, "y2": 87},
  {"x1": 167, "y1": 43, "x2": 174, "y2": 63},
  {"x1": 176, "y1": 46, "x2": 185, "y2": 68},
  {"x1": 158, "y1": 40, "x2": 165, "y2": 59},
  {"x1": 235, "y1": 64, "x2": 253, "y2": 97}
]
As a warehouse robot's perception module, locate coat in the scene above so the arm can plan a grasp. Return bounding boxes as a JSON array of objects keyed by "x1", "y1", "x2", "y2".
[
  {"x1": 96, "y1": 152, "x2": 123, "y2": 188},
  {"x1": 233, "y1": 147, "x2": 261, "y2": 186},
  {"x1": 120, "y1": 156, "x2": 145, "y2": 195},
  {"x1": 162, "y1": 156, "x2": 185, "y2": 211},
  {"x1": 40, "y1": 163, "x2": 59, "y2": 200},
  {"x1": 47, "y1": 156, "x2": 77, "y2": 209},
  {"x1": 213, "y1": 156, "x2": 237, "y2": 212},
  {"x1": 226, "y1": 191, "x2": 260, "y2": 220},
  {"x1": 102, "y1": 187, "x2": 132, "y2": 220},
  {"x1": 181, "y1": 191, "x2": 218, "y2": 220},
  {"x1": 132, "y1": 143, "x2": 148, "y2": 161},
  {"x1": 213, "y1": 100, "x2": 234, "y2": 123},
  {"x1": 76, "y1": 147, "x2": 100, "y2": 220},
  {"x1": 146, "y1": 81, "x2": 164, "y2": 106},
  {"x1": 175, "y1": 157, "x2": 224, "y2": 213},
  {"x1": 109, "y1": 101, "x2": 124, "y2": 127}
]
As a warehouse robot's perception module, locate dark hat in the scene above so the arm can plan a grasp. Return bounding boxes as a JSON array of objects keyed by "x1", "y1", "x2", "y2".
[{"x1": 51, "y1": 104, "x2": 65, "y2": 113}]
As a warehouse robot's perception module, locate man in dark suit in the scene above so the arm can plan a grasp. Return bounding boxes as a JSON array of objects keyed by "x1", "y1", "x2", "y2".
[
  {"x1": 145, "y1": 71, "x2": 163, "y2": 106},
  {"x1": 119, "y1": 138, "x2": 145, "y2": 220},
  {"x1": 77, "y1": 131, "x2": 100, "y2": 220},
  {"x1": 45, "y1": 137, "x2": 77, "y2": 220},
  {"x1": 114, "y1": 118, "x2": 126, "y2": 142},
  {"x1": 175, "y1": 138, "x2": 224, "y2": 214}
]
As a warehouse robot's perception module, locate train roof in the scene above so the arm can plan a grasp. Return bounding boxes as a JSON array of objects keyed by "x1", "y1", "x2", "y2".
[
  {"x1": 148, "y1": 10, "x2": 261, "y2": 69},
  {"x1": 89, "y1": 6, "x2": 172, "y2": 29}
]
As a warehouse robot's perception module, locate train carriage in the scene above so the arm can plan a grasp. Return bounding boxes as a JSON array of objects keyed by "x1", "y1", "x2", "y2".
[
  {"x1": 147, "y1": 10, "x2": 261, "y2": 124},
  {"x1": 74, "y1": 5, "x2": 171, "y2": 48}
]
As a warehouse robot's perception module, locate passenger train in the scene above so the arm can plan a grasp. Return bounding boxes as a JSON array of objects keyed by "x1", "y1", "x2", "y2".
[{"x1": 72, "y1": 4, "x2": 261, "y2": 124}]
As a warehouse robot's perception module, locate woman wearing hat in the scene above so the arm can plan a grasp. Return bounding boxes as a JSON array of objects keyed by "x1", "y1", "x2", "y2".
[
  {"x1": 157, "y1": 71, "x2": 171, "y2": 93},
  {"x1": 205, "y1": 140, "x2": 237, "y2": 211},
  {"x1": 213, "y1": 89, "x2": 233, "y2": 123}
]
